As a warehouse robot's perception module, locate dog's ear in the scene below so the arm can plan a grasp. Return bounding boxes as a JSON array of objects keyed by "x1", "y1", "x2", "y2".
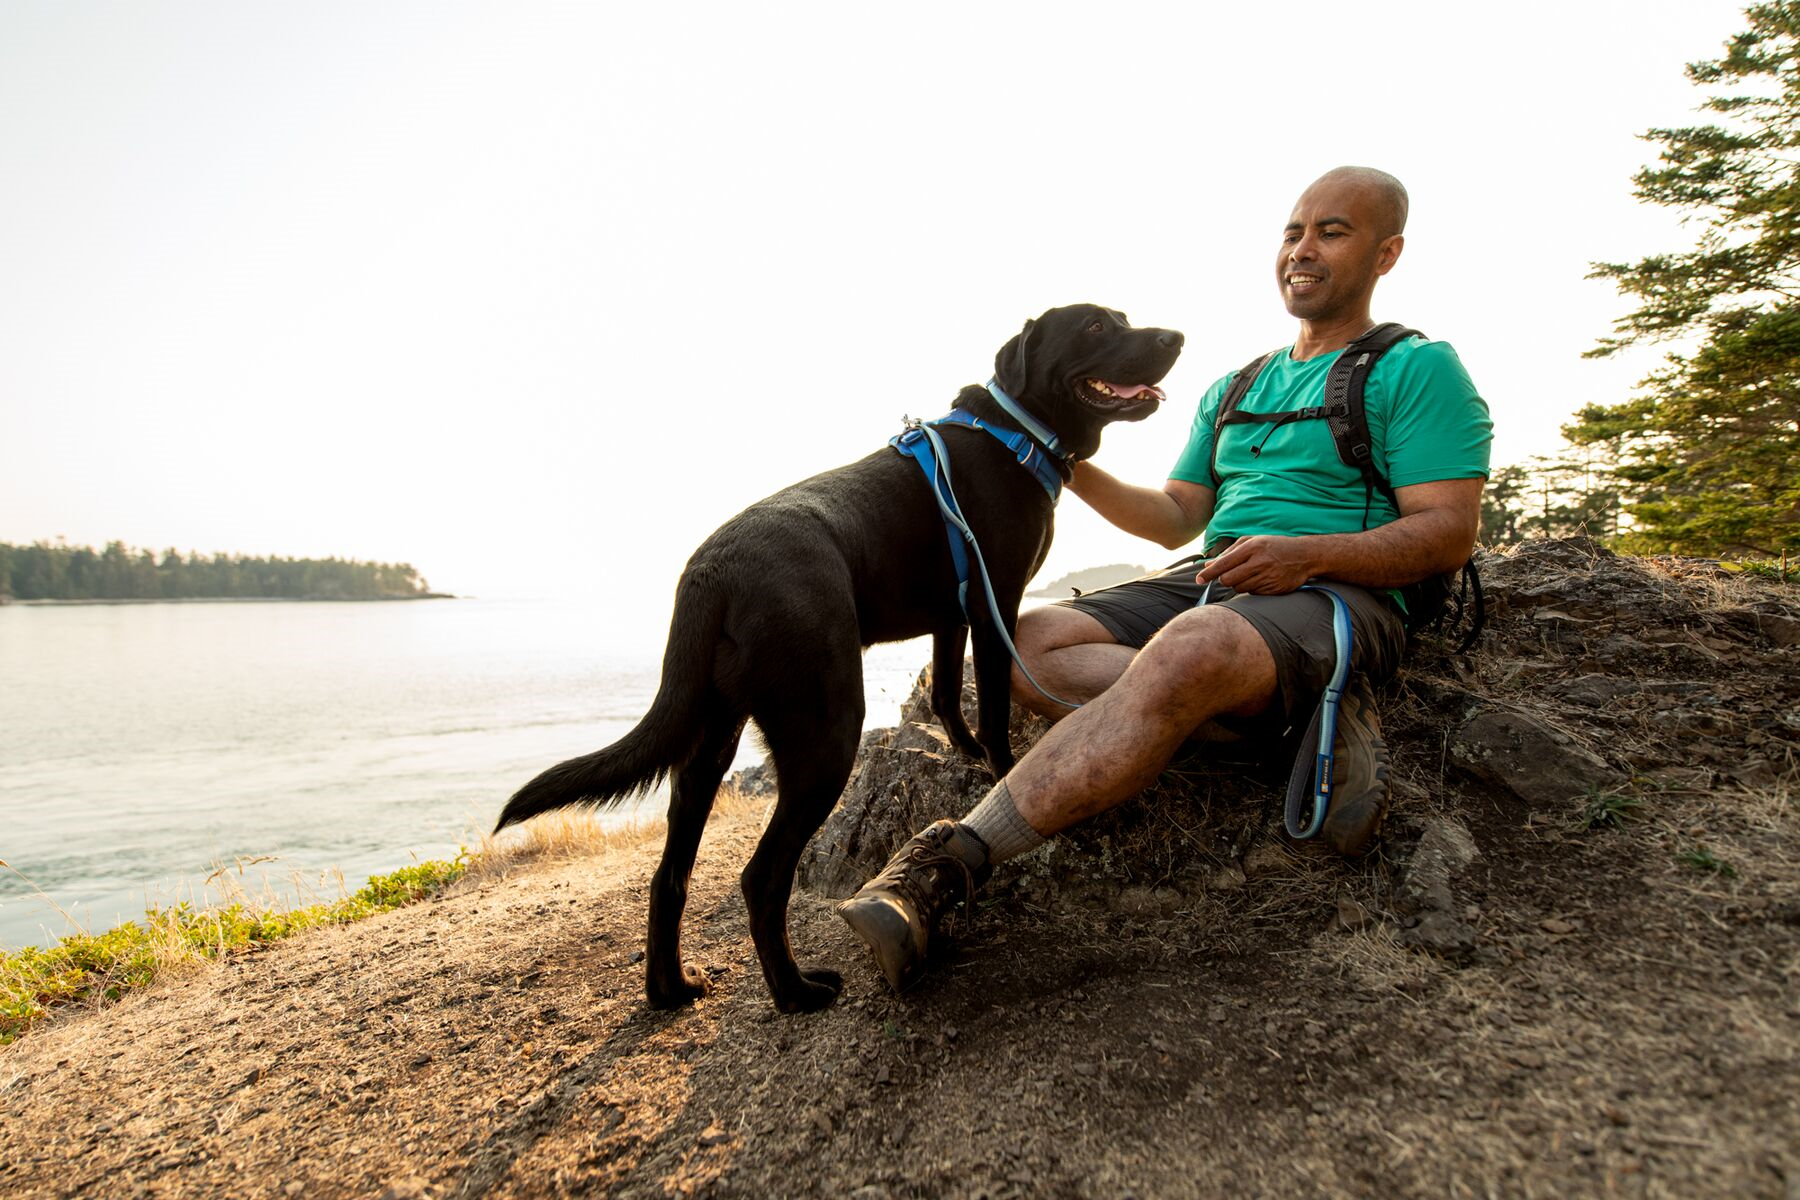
[{"x1": 994, "y1": 317, "x2": 1036, "y2": 396}]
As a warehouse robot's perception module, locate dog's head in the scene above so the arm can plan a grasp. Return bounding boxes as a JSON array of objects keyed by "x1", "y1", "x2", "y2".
[{"x1": 991, "y1": 304, "x2": 1184, "y2": 460}]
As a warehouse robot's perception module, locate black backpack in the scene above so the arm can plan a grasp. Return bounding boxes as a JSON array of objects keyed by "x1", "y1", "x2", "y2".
[{"x1": 1209, "y1": 323, "x2": 1483, "y2": 650}]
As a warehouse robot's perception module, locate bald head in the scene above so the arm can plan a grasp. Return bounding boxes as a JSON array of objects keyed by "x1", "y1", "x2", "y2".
[{"x1": 1307, "y1": 166, "x2": 1409, "y2": 240}]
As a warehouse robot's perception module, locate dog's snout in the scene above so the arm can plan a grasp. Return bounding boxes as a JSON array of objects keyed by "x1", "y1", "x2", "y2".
[{"x1": 1158, "y1": 330, "x2": 1184, "y2": 350}]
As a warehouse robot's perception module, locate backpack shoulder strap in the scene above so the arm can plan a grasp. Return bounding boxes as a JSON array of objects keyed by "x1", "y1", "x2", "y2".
[
  {"x1": 1207, "y1": 350, "x2": 1278, "y2": 488},
  {"x1": 1322, "y1": 323, "x2": 1422, "y2": 498}
]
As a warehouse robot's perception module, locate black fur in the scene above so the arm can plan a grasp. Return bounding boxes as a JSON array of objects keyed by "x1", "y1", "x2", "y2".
[{"x1": 494, "y1": 304, "x2": 1183, "y2": 1013}]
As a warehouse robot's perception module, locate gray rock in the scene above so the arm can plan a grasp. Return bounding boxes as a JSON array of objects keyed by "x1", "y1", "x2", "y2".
[
  {"x1": 1399, "y1": 817, "x2": 1479, "y2": 914},
  {"x1": 1450, "y1": 707, "x2": 1614, "y2": 807},
  {"x1": 1547, "y1": 674, "x2": 1640, "y2": 708},
  {"x1": 796, "y1": 717, "x2": 993, "y2": 898},
  {"x1": 1395, "y1": 816, "x2": 1480, "y2": 961},
  {"x1": 1756, "y1": 610, "x2": 1800, "y2": 648}
]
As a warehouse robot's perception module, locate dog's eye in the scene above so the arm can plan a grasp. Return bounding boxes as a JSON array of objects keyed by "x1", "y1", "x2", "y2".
[{"x1": 1086, "y1": 320, "x2": 1104, "y2": 333}]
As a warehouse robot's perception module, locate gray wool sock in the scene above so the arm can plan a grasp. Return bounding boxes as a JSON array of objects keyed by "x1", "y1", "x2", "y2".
[{"x1": 959, "y1": 780, "x2": 1047, "y2": 866}]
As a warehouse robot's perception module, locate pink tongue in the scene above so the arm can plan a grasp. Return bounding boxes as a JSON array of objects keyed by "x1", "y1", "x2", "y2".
[{"x1": 1104, "y1": 382, "x2": 1162, "y2": 400}]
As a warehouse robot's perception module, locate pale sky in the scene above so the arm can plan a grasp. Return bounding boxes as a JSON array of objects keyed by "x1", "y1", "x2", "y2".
[{"x1": 0, "y1": 1, "x2": 1753, "y2": 619}]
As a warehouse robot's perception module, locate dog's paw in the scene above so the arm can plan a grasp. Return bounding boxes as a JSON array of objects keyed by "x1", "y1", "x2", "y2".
[
  {"x1": 775, "y1": 967, "x2": 843, "y2": 1013},
  {"x1": 645, "y1": 964, "x2": 710, "y2": 1009}
]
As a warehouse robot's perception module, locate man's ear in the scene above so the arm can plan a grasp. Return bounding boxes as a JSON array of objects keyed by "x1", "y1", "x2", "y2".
[
  {"x1": 1375, "y1": 233, "x2": 1405, "y2": 277},
  {"x1": 994, "y1": 317, "x2": 1036, "y2": 394}
]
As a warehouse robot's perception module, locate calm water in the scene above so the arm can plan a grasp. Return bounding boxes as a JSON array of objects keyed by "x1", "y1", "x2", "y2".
[{"x1": 0, "y1": 599, "x2": 929, "y2": 950}]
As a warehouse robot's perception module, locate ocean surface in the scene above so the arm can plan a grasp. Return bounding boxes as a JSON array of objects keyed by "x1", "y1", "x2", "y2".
[{"x1": 0, "y1": 598, "x2": 932, "y2": 951}]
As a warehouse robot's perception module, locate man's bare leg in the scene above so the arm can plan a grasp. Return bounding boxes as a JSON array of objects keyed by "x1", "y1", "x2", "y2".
[
  {"x1": 837, "y1": 603, "x2": 1279, "y2": 988},
  {"x1": 1004, "y1": 604, "x2": 1278, "y2": 834},
  {"x1": 1009, "y1": 605, "x2": 1137, "y2": 719}
]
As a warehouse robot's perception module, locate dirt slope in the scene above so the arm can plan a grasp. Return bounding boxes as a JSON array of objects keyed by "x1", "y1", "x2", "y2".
[{"x1": 2, "y1": 540, "x2": 1796, "y2": 1199}]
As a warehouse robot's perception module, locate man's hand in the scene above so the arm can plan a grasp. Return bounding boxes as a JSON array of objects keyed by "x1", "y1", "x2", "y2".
[{"x1": 1196, "y1": 535, "x2": 1317, "y2": 594}]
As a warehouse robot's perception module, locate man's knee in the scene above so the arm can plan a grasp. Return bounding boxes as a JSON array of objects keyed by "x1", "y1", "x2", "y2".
[
  {"x1": 1130, "y1": 606, "x2": 1277, "y2": 710},
  {"x1": 1009, "y1": 605, "x2": 1114, "y2": 693}
]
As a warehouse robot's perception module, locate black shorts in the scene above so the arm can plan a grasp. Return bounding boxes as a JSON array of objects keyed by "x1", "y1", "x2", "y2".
[{"x1": 1056, "y1": 555, "x2": 1407, "y2": 731}]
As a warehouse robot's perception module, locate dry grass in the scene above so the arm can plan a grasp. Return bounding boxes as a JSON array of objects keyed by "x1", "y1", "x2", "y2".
[
  {"x1": 460, "y1": 784, "x2": 772, "y2": 884},
  {"x1": 1318, "y1": 921, "x2": 1443, "y2": 997}
]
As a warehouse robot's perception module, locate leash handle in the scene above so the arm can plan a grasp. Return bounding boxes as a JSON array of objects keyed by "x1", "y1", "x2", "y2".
[{"x1": 1284, "y1": 584, "x2": 1353, "y2": 840}]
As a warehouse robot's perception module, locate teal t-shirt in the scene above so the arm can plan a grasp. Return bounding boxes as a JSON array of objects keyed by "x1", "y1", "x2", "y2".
[{"x1": 1168, "y1": 336, "x2": 1492, "y2": 541}]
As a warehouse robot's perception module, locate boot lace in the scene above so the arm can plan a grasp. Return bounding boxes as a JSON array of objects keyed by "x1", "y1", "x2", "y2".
[{"x1": 883, "y1": 844, "x2": 978, "y2": 932}]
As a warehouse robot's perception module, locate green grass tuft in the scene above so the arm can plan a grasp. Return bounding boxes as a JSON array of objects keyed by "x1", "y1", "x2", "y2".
[
  {"x1": 0, "y1": 854, "x2": 466, "y2": 1046},
  {"x1": 1676, "y1": 845, "x2": 1737, "y2": 878},
  {"x1": 1578, "y1": 787, "x2": 1644, "y2": 830}
]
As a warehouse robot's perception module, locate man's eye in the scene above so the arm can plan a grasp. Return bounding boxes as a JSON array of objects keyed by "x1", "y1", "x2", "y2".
[{"x1": 1087, "y1": 320, "x2": 1104, "y2": 333}]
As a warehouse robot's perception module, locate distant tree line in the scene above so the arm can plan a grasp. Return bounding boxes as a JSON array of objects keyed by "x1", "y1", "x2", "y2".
[
  {"x1": 0, "y1": 540, "x2": 435, "y2": 602},
  {"x1": 1480, "y1": 447, "x2": 1628, "y2": 548}
]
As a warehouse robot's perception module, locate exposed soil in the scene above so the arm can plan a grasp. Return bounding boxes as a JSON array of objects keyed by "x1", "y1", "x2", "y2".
[{"x1": 2, "y1": 540, "x2": 1797, "y2": 1199}]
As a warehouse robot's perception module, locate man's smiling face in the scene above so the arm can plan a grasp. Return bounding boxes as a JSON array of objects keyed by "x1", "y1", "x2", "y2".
[{"x1": 1276, "y1": 176, "x2": 1403, "y2": 322}]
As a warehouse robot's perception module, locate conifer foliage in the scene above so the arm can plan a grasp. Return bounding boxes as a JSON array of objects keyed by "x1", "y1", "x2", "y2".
[{"x1": 1573, "y1": 2, "x2": 1800, "y2": 556}]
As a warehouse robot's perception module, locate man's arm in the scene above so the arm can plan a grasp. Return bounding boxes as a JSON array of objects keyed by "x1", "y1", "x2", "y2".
[
  {"x1": 1066, "y1": 461, "x2": 1215, "y2": 550},
  {"x1": 1196, "y1": 477, "x2": 1483, "y2": 594}
]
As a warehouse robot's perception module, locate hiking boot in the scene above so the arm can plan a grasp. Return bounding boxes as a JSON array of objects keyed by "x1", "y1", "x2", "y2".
[
  {"x1": 1319, "y1": 675, "x2": 1392, "y2": 857},
  {"x1": 835, "y1": 820, "x2": 991, "y2": 992}
]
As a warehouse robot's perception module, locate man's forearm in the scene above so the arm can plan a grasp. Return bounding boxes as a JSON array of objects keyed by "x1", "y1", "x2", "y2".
[
  {"x1": 1292, "y1": 508, "x2": 1474, "y2": 588},
  {"x1": 1067, "y1": 463, "x2": 1208, "y2": 550},
  {"x1": 1198, "y1": 478, "x2": 1483, "y2": 597}
]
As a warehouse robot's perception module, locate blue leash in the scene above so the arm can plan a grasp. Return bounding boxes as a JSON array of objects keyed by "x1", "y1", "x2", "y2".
[
  {"x1": 889, "y1": 381, "x2": 1081, "y2": 711},
  {"x1": 1195, "y1": 579, "x2": 1352, "y2": 840}
]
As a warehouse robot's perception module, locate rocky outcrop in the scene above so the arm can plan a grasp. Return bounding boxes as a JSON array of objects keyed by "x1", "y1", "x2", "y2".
[{"x1": 772, "y1": 538, "x2": 1800, "y2": 963}]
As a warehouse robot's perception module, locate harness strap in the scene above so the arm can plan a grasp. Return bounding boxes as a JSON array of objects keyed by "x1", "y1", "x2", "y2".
[
  {"x1": 889, "y1": 412, "x2": 1079, "y2": 710},
  {"x1": 920, "y1": 408, "x2": 1066, "y2": 501},
  {"x1": 984, "y1": 377, "x2": 1072, "y2": 469},
  {"x1": 889, "y1": 424, "x2": 972, "y2": 596}
]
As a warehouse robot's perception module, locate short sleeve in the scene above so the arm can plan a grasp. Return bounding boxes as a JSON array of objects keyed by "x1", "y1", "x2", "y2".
[
  {"x1": 1374, "y1": 340, "x2": 1493, "y2": 488},
  {"x1": 1167, "y1": 373, "x2": 1236, "y2": 485}
]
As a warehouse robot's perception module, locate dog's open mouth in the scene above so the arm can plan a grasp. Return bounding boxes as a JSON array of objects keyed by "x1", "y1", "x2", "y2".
[{"x1": 1078, "y1": 379, "x2": 1166, "y2": 412}]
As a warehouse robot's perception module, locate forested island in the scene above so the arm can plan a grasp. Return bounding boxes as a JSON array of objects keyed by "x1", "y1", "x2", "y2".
[{"x1": 0, "y1": 540, "x2": 444, "y2": 603}]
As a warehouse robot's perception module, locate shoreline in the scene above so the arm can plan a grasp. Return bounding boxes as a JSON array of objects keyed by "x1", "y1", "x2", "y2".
[{"x1": 2, "y1": 593, "x2": 457, "y2": 607}]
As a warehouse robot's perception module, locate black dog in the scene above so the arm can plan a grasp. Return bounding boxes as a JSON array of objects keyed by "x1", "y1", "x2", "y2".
[{"x1": 494, "y1": 304, "x2": 1183, "y2": 1013}]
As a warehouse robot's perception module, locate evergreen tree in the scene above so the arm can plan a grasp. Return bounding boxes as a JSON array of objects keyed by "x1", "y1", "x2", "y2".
[{"x1": 1573, "y1": 2, "x2": 1800, "y2": 556}]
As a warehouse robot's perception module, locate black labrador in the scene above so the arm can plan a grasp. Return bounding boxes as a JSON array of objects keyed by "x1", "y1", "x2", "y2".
[{"x1": 494, "y1": 304, "x2": 1183, "y2": 1013}]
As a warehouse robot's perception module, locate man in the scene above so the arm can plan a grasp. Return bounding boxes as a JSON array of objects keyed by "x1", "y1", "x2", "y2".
[{"x1": 837, "y1": 166, "x2": 1493, "y2": 992}]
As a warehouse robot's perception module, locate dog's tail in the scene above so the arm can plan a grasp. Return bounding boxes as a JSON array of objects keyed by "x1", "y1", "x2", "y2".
[{"x1": 493, "y1": 569, "x2": 727, "y2": 832}]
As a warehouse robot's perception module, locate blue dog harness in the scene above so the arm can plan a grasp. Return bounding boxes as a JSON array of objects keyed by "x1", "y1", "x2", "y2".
[{"x1": 889, "y1": 379, "x2": 1078, "y2": 708}]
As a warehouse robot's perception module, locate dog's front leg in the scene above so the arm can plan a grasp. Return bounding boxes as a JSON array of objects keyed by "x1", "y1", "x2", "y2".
[
  {"x1": 968, "y1": 599, "x2": 1021, "y2": 778},
  {"x1": 930, "y1": 626, "x2": 984, "y2": 760}
]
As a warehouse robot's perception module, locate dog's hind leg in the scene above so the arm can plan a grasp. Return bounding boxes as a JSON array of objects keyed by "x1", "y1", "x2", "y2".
[
  {"x1": 931, "y1": 625, "x2": 984, "y2": 760},
  {"x1": 742, "y1": 686, "x2": 863, "y2": 1013},
  {"x1": 644, "y1": 712, "x2": 746, "y2": 1009}
]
